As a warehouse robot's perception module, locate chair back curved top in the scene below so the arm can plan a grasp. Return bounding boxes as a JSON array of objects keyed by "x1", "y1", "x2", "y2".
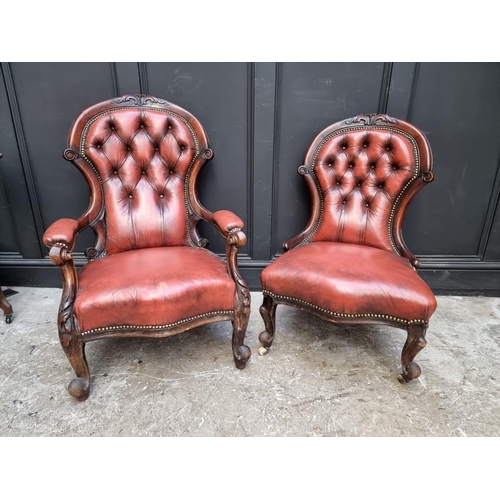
[{"x1": 66, "y1": 94, "x2": 212, "y2": 256}]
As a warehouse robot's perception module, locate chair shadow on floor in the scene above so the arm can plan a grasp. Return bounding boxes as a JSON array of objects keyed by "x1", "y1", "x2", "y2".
[
  {"x1": 271, "y1": 306, "x2": 411, "y2": 376},
  {"x1": 78, "y1": 321, "x2": 240, "y2": 394}
]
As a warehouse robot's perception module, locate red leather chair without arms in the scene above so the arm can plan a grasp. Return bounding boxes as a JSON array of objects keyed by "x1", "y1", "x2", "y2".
[
  {"x1": 259, "y1": 114, "x2": 436, "y2": 383},
  {"x1": 43, "y1": 95, "x2": 251, "y2": 401}
]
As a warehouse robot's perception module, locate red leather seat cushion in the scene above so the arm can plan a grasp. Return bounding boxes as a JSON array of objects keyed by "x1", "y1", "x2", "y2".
[
  {"x1": 74, "y1": 247, "x2": 235, "y2": 334},
  {"x1": 261, "y1": 242, "x2": 437, "y2": 322}
]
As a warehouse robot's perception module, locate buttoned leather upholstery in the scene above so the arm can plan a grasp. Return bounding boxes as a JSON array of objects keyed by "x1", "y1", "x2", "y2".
[
  {"x1": 84, "y1": 108, "x2": 196, "y2": 254},
  {"x1": 310, "y1": 129, "x2": 416, "y2": 252}
]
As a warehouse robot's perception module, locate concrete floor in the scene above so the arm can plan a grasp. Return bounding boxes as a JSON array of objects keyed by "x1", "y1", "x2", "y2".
[{"x1": 1, "y1": 287, "x2": 499, "y2": 436}]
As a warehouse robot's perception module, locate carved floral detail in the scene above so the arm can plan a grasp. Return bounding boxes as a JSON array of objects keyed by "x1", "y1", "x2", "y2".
[
  {"x1": 344, "y1": 113, "x2": 397, "y2": 126},
  {"x1": 114, "y1": 94, "x2": 169, "y2": 107},
  {"x1": 61, "y1": 333, "x2": 72, "y2": 348},
  {"x1": 236, "y1": 276, "x2": 251, "y2": 308}
]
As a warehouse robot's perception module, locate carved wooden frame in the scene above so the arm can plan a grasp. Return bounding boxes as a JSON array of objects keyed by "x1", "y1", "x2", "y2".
[
  {"x1": 45, "y1": 95, "x2": 250, "y2": 401},
  {"x1": 259, "y1": 114, "x2": 434, "y2": 383}
]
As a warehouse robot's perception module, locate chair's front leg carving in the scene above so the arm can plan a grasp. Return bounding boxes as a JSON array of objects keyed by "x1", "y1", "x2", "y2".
[
  {"x1": 398, "y1": 322, "x2": 428, "y2": 383},
  {"x1": 258, "y1": 294, "x2": 277, "y2": 354},
  {"x1": 49, "y1": 245, "x2": 90, "y2": 401},
  {"x1": 226, "y1": 230, "x2": 251, "y2": 369}
]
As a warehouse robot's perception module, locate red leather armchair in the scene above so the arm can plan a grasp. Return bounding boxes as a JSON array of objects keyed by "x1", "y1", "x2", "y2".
[
  {"x1": 43, "y1": 95, "x2": 251, "y2": 401},
  {"x1": 259, "y1": 114, "x2": 436, "y2": 383}
]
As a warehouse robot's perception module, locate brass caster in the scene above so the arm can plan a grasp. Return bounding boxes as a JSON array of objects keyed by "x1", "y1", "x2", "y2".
[
  {"x1": 258, "y1": 330, "x2": 274, "y2": 348},
  {"x1": 258, "y1": 346, "x2": 268, "y2": 356}
]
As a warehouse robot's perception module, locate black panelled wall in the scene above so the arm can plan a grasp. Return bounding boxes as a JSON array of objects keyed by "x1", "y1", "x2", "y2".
[{"x1": 1, "y1": 62, "x2": 500, "y2": 294}]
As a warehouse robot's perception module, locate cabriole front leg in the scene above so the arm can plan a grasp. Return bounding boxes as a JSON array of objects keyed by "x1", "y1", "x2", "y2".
[
  {"x1": 398, "y1": 322, "x2": 428, "y2": 383},
  {"x1": 226, "y1": 230, "x2": 251, "y2": 369},
  {"x1": 60, "y1": 331, "x2": 90, "y2": 401},
  {"x1": 232, "y1": 308, "x2": 251, "y2": 369},
  {"x1": 49, "y1": 245, "x2": 91, "y2": 401},
  {"x1": 258, "y1": 294, "x2": 277, "y2": 355}
]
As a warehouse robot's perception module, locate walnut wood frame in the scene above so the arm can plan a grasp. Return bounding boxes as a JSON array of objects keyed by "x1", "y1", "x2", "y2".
[
  {"x1": 45, "y1": 95, "x2": 250, "y2": 401},
  {"x1": 259, "y1": 113, "x2": 434, "y2": 383}
]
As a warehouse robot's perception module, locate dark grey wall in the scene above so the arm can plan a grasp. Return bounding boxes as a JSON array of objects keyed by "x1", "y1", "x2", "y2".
[{"x1": 1, "y1": 62, "x2": 500, "y2": 294}]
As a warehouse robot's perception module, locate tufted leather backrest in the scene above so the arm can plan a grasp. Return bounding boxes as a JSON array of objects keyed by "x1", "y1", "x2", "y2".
[
  {"x1": 300, "y1": 114, "x2": 433, "y2": 256},
  {"x1": 66, "y1": 96, "x2": 210, "y2": 256}
]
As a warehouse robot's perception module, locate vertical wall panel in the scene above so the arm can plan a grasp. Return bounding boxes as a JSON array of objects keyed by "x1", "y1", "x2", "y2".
[
  {"x1": 402, "y1": 63, "x2": 500, "y2": 256},
  {"x1": 9, "y1": 62, "x2": 120, "y2": 254},
  {"x1": 146, "y1": 62, "x2": 251, "y2": 255},
  {"x1": 273, "y1": 62, "x2": 386, "y2": 255},
  {"x1": 0, "y1": 159, "x2": 18, "y2": 253},
  {"x1": 485, "y1": 195, "x2": 500, "y2": 261},
  {"x1": 251, "y1": 63, "x2": 277, "y2": 260},
  {"x1": 0, "y1": 65, "x2": 39, "y2": 258},
  {"x1": 386, "y1": 63, "x2": 417, "y2": 118}
]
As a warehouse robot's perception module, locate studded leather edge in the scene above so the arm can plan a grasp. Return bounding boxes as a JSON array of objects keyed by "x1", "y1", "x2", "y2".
[
  {"x1": 184, "y1": 151, "x2": 202, "y2": 248},
  {"x1": 305, "y1": 126, "x2": 420, "y2": 255},
  {"x1": 262, "y1": 290, "x2": 426, "y2": 325},
  {"x1": 80, "y1": 309, "x2": 235, "y2": 336}
]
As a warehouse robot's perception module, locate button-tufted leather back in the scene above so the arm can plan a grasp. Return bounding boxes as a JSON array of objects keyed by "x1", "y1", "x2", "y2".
[
  {"x1": 299, "y1": 114, "x2": 433, "y2": 257},
  {"x1": 83, "y1": 108, "x2": 197, "y2": 254},
  {"x1": 65, "y1": 96, "x2": 210, "y2": 257}
]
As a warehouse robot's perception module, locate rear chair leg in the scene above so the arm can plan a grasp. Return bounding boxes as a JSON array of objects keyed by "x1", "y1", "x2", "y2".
[
  {"x1": 398, "y1": 322, "x2": 428, "y2": 383},
  {"x1": 258, "y1": 294, "x2": 277, "y2": 354}
]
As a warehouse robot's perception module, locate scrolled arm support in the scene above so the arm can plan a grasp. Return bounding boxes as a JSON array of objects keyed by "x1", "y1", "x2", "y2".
[
  {"x1": 226, "y1": 229, "x2": 251, "y2": 368},
  {"x1": 43, "y1": 218, "x2": 82, "y2": 341},
  {"x1": 225, "y1": 230, "x2": 250, "y2": 309},
  {"x1": 189, "y1": 201, "x2": 249, "y2": 306},
  {"x1": 48, "y1": 245, "x2": 78, "y2": 338},
  {"x1": 49, "y1": 244, "x2": 72, "y2": 268},
  {"x1": 227, "y1": 229, "x2": 247, "y2": 248},
  {"x1": 49, "y1": 244, "x2": 89, "y2": 400}
]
